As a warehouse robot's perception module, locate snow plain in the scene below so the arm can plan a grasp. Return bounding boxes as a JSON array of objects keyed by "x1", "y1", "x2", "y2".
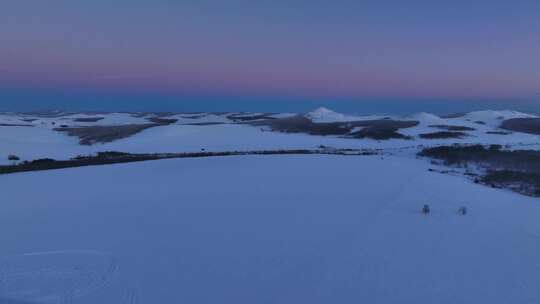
[
  {"x1": 1, "y1": 155, "x2": 540, "y2": 304},
  {"x1": 1, "y1": 109, "x2": 540, "y2": 303}
]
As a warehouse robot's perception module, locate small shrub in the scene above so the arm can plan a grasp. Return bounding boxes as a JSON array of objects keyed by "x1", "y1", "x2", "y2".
[{"x1": 488, "y1": 144, "x2": 502, "y2": 151}]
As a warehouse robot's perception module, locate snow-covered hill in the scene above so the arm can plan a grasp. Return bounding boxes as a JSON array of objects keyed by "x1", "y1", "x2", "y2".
[
  {"x1": 303, "y1": 107, "x2": 537, "y2": 127},
  {"x1": 402, "y1": 112, "x2": 446, "y2": 124},
  {"x1": 305, "y1": 107, "x2": 351, "y2": 122},
  {"x1": 0, "y1": 109, "x2": 539, "y2": 165},
  {"x1": 462, "y1": 110, "x2": 537, "y2": 127},
  {"x1": 304, "y1": 107, "x2": 383, "y2": 123}
]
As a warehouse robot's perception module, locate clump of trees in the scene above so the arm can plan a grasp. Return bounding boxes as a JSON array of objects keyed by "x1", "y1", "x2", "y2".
[
  {"x1": 8, "y1": 154, "x2": 21, "y2": 165},
  {"x1": 0, "y1": 148, "x2": 379, "y2": 175},
  {"x1": 428, "y1": 125, "x2": 475, "y2": 131},
  {"x1": 8, "y1": 155, "x2": 20, "y2": 161},
  {"x1": 351, "y1": 127, "x2": 412, "y2": 140},
  {"x1": 420, "y1": 144, "x2": 540, "y2": 197}
]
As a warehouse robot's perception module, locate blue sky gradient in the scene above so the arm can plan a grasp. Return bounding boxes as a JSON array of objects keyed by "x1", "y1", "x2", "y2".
[{"x1": 1, "y1": 0, "x2": 539, "y2": 112}]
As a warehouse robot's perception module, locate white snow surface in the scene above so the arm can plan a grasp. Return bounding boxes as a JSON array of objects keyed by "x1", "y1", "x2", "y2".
[
  {"x1": 402, "y1": 112, "x2": 447, "y2": 124},
  {"x1": 305, "y1": 107, "x2": 383, "y2": 122},
  {"x1": 305, "y1": 107, "x2": 348, "y2": 122},
  {"x1": 1, "y1": 109, "x2": 540, "y2": 164},
  {"x1": 1, "y1": 155, "x2": 540, "y2": 303},
  {"x1": 1, "y1": 109, "x2": 540, "y2": 303},
  {"x1": 463, "y1": 110, "x2": 536, "y2": 127}
]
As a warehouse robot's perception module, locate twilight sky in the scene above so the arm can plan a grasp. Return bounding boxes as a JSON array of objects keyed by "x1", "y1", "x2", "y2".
[{"x1": 1, "y1": 0, "x2": 539, "y2": 111}]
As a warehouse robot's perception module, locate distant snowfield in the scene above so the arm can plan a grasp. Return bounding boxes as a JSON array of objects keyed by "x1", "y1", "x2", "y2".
[
  {"x1": 2, "y1": 122, "x2": 537, "y2": 166},
  {"x1": 1, "y1": 109, "x2": 539, "y2": 165},
  {"x1": 1, "y1": 155, "x2": 539, "y2": 303}
]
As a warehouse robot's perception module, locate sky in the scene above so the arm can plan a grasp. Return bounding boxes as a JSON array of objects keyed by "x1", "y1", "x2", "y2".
[{"x1": 1, "y1": 0, "x2": 539, "y2": 113}]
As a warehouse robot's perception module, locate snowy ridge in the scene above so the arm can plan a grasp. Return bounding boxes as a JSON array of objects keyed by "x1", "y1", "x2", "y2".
[
  {"x1": 463, "y1": 110, "x2": 537, "y2": 127},
  {"x1": 304, "y1": 107, "x2": 350, "y2": 123},
  {"x1": 303, "y1": 107, "x2": 539, "y2": 126},
  {"x1": 304, "y1": 107, "x2": 383, "y2": 123},
  {"x1": 403, "y1": 112, "x2": 446, "y2": 125},
  {"x1": 1, "y1": 108, "x2": 537, "y2": 127}
]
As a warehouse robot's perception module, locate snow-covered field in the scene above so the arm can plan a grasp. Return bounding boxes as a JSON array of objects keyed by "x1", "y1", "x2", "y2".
[
  {"x1": 1, "y1": 109, "x2": 540, "y2": 303},
  {"x1": 1, "y1": 108, "x2": 539, "y2": 165},
  {"x1": 2, "y1": 155, "x2": 540, "y2": 303}
]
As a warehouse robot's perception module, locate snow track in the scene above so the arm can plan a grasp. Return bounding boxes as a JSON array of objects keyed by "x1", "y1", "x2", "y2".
[{"x1": 0, "y1": 251, "x2": 119, "y2": 304}]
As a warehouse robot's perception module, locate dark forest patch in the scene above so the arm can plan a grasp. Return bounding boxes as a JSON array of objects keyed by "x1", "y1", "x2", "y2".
[
  {"x1": 147, "y1": 117, "x2": 179, "y2": 124},
  {"x1": 227, "y1": 113, "x2": 277, "y2": 122},
  {"x1": 419, "y1": 131, "x2": 468, "y2": 139},
  {"x1": 350, "y1": 125, "x2": 412, "y2": 140},
  {"x1": 183, "y1": 122, "x2": 226, "y2": 126},
  {"x1": 55, "y1": 124, "x2": 162, "y2": 145},
  {"x1": 252, "y1": 116, "x2": 350, "y2": 135},
  {"x1": 429, "y1": 125, "x2": 475, "y2": 131},
  {"x1": 182, "y1": 114, "x2": 207, "y2": 119},
  {"x1": 0, "y1": 149, "x2": 379, "y2": 175},
  {"x1": 73, "y1": 117, "x2": 105, "y2": 122},
  {"x1": 251, "y1": 115, "x2": 417, "y2": 140},
  {"x1": 419, "y1": 145, "x2": 540, "y2": 197},
  {"x1": 440, "y1": 113, "x2": 466, "y2": 119},
  {"x1": 501, "y1": 118, "x2": 540, "y2": 135},
  {"x1": 348, "y1": 120, "x2": 418, "y2": 140},
  {"x1": 486, "y1": 131, "x2": 511, "y2": 135},
  {"x1": 0, "y1": 123, "x2": 34, "y2": 127}
]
